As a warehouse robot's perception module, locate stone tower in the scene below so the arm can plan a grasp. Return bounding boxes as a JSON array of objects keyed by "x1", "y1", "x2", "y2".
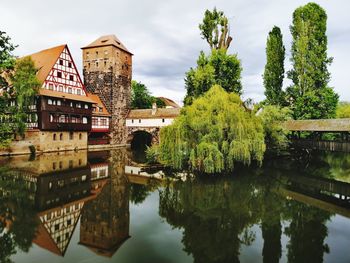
[{"x1": 82, "y1": 35, "x2": 132, "y2": 145}]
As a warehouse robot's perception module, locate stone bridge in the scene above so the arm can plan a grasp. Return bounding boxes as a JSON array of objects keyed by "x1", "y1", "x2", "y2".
[{"x1": 125, "y1": 107, "x2": 180, "y2": 146}]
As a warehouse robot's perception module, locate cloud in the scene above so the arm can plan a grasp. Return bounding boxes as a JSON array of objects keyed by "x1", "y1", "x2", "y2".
[{"x1": 1, "y1": 0, "x2": 350, "y2": 103}]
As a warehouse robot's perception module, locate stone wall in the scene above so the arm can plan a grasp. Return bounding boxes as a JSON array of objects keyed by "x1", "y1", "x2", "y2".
[{"x1": 0, "y1": 130, "x2": 88, "y2": 155}]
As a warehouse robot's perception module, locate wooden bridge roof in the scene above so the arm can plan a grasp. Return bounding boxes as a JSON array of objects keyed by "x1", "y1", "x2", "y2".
[{"x1": 283, "y1": 118, "x2": 350, "y2": 132}]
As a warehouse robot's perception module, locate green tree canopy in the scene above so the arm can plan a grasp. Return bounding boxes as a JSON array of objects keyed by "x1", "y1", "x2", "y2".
[
  {"x1": 336, "y1": 102, "x2": 350, "y2": 118},
  {"x1": 286, "y1": 2, "x2": 338, "y2": 119},
  {"x1": 199, "y1": 8, "x2": 232, "y2": 50},
  {"x1": 149, "y1": 85, "x2": 266, "y2": 174},
  {"x1": 10, "y1": 57, "x2": 40, "y2": 136},
  {"x1": 263, "y1": 26, "x2": 286, "y2": 106},
  {"x1": 131, "y1": 80, "x2": 165, "y2": 109},
  {"x1": 0, "y1": 31, "x2": 16, "y2": 147},
  {"x1": 184, "y1": 49, "x2": 242, "y2": 105}
]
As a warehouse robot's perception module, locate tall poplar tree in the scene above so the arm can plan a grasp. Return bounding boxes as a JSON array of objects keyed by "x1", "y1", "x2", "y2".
[
  {"x1": 286, "y1": 2, "x2": 338, "y2": 119},
  {"x1": 263, "y1": 26, "x2": 285, "y2": 106}
]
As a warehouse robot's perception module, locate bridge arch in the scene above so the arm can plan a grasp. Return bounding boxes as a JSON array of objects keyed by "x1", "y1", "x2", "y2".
[{"x1": 127, "y1": 127, "x2": 160, "y2": 149}]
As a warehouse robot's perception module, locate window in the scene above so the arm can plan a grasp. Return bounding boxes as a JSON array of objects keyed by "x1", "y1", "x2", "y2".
[
  {"x1": 48, "y1": 99, "x2": 53, "y2": 105},
  {"x1": 79, "y1": 159, "x2": 82, "y2": 165},
  {"x1": 49, "y1": 182, "x2": 53, "y2": 189},
  {"x1": 58, "y1": 85, "x2": 63, "y2": 92},
  {"x1": 69, "y1": 75, "x2": 74, "y2": 81},
  {"x1": 88, "y1": 62, "x2": 90, "y2": 68},
  {"x1": 77, "y1": 89, "x2": 81, "y2": 95},
  {"x1": 67, "y1": 219, "x2": 72, "y2": 226},
  {"x1": 84, "y1": 104, "x2": 88, "y2": 109},
  {"x1": 52, "y1": 162, "x2": 56, "y2": 170},
  {"x1": 68, "y1": 87, "x2": 72, "y2": 94},
  {"x1": 162, "y1": 118, "x2": 165, "y2": 123},
  {"x1": 59, "y1": 133, "x2": 63, "y2": 140},
  {"x1": 55, "y1": 224, "x2": 59, "y2": 231},
  {"x1": 101, "y1": 118, "x2": 107, "y2": 126},
  {"x1": 70, "y1": 102, "x2": 73, "y2": 107},
  {"x1": 104, "y1": 61, "x2": 107, "y2": 67},
  {"x1": 96, "y1": 62, "x2": 98, "y2": 67},
  {"x1": 96, "y1": 51, "x2": 98, "y2": 55},
  {"x1": 69, "y1": 132, "x2": 73, "y2": 140},
  {"x1": 59, "y1": 115, "x2": 67, "y2": 123},
  {"x1": 131, "y1": 119, "x2": 134, "y2": 124},
  {"x1": 82, "y1": 117, "x2": 88, "y2": 124},
  {"x1": 139, "y1": 119, "x2": 141, "y2": 123},
  {"x1": 57, "y1": 71, "x2": 62, "y2": 78},
  {"x1": 99, "y1": 107, "x2": 103, "y2": 112},
  {"x1": 53, "y1": 133, "x2": 56, "y2": 140},
  {"x1": 82, "y1": 175, "x2": 87, "y2": 181},
  {"x1": 76, "y1": 103, "x2": 81, "y2": 108},
  {"x1": 69, "y1": 160, "x2": 73, "y2": 168},
  {"x1": 59, "y1": 59, "x2": 63, "y2": 66},
  {"x1": 50, "y1": 114, "x2": 54, "y2": 122},
  {"x1": 57, "y1": 100, "x2": 61, "y2": 106},
  {"x1": 68, "y1": 62, "x2": 72, "y2": 68},
  {"x1": 92, "y1": 118, "x2": 98, "y2": 126},
  {"x1": 59, "y1": 161, "x2": 63, "y2": 169},
  {"x1": 48, "y1": 83, "x2": 54, "y2": 90}
]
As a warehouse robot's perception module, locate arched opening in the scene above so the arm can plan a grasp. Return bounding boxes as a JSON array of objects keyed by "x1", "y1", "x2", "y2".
[{"x1": 131, "y1": 130, "x2": 152, "y2": 151}]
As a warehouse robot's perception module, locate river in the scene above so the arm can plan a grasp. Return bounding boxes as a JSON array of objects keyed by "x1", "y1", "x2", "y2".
[{"x1": 0, "y1": 148, "x2": 350, "y2": 263}]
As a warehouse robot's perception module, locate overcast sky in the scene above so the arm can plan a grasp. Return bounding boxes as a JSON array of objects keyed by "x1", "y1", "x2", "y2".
[{"x1": 1, "y1": 0, "x2": 349, "y2": 105}]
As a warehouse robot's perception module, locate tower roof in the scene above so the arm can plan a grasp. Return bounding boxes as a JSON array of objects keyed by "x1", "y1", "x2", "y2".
[{"x1": 81, "y1": 35, "x2": 133, "y2": 55}]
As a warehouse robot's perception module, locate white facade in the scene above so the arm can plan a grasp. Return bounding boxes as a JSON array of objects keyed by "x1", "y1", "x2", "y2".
[{"x1": 126, "y1": 117, "x2": 174, "y2": 128}]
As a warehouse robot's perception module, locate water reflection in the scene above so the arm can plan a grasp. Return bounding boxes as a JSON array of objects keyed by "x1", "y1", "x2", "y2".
[{"x1": 0, "y1": 150, "x2": 350, "y2": 262}]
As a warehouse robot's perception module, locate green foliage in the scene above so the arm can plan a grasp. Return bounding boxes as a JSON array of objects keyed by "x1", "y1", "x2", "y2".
[
  {"x1": 184, "y1": 49, "x2": 242, "y2": 105},
  {"x1": 258, "y1": 105, "x2": 291, "y2": 151},
  {"x1": 289, "y1": 87, "x2": 338, "y2": 120},
  {"x1": 199, "y1": 8, "x2": 232, "y2": 50},
  {"x1": 0, "y1": 31, "x2": 16, "y2": 147},
  {"x1": 151, "y1": 85, "x2": 266, "y2": 173},
  {"x1": 131, "y1": 80, "x2": 165, "y2": 109},
  {"x1": 336, "y1": 101, "x2": 350, "y2": 118},
  {"x1": 0, "y1": 31, "x2": 16, "y2": 88},
  {"x1": 0, "y1": 168, "x2": 38, "y2": 263},
  {"x1": 10, "y1": 57, "x2": 40, "y2": 136},
  {"x1": 263, "y1": 26, "x2": 286, "y2": 106},
  {"x1": 286, "y1": 3, "x2": 338, "y2": 119}
]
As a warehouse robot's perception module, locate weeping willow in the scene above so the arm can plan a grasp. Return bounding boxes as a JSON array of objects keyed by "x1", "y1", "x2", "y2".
[{"x1": 149, "y1": 85, "x2": 266, "y2": 173}]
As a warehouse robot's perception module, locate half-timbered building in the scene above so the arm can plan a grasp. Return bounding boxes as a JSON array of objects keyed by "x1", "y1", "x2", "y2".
[{"x1": 6, "y1": 45, "x2": 95, "y2": 153}]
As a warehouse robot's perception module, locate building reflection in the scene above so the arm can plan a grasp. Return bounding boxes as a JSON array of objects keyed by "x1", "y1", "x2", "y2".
[
  {"x1": 79, "y1": 150, "x2": 130, "y2": 257},
  {"x1": 0, "y1": 150, "x2": 130, "y2": 257}
]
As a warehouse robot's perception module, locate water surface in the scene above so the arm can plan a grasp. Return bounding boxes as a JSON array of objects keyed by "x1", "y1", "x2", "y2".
[{"x1": 1, "y1": 149, "x2": 350, "y2": 263}]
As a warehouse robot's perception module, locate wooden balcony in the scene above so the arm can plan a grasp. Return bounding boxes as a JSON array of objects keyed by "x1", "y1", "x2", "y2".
[{"x1": 88, "y1": 138, "x2": 110, "y2": 145}]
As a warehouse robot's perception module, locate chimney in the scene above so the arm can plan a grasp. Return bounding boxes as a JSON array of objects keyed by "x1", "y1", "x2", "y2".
[{"x1": 152, "y1": 103, "x2": 157, "y2": 115}]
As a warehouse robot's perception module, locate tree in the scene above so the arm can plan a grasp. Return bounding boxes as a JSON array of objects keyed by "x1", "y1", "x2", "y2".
[
  {"x1": 149, "y1": 85, "x2": 265, "y2": 174},
  {"x1": 286, "y1": 3, "x2": 338, "y2": 119},
  {"x1": 131, "y1": 80, "x2": 165, "y2": 109},
  {"x1": 10, "y1": 57, "x2": 40, "y2": 136},
  {"x1": 263, "y1": 26, "x2": 286, "y2": 106},
  {"x1": 336, "y1": 102, "x2": 350, "y2": 118},
  {"x1": 184, "y1": 49, "x2": 242, "y2": 105},
  {"x1": 199, "y1": 8, "x2": 233, "y2": 50},
  {"x1": 0, "y1": 31, "x2": 16, "y2": 147},
  {"x1": 258, "y1": 105, "x2": 291, "y2": 151}
]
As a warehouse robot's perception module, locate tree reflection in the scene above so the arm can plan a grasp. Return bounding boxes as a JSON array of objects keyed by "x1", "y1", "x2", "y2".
[
  {"x1": 159, "y1": 169, "x2": 333, "y2": 263},
  {"x1": 0, "y1": 168, "x2": 38, "y2": 263}
]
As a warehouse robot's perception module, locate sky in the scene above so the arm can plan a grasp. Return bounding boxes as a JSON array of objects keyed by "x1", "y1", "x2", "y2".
[{"x1": 1, "y1": 0, "x2": 349, "y2": 105}]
